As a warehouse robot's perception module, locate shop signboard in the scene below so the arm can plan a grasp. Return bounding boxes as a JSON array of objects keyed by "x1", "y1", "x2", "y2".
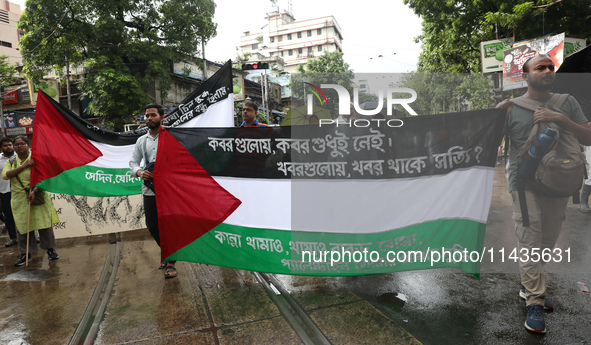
[
  {"x1": 6, "y1": 127, "x2": 26, "y2": 136},
  {"x1": 18, "y1": 88, "x2": 31, "y2": 104},
  {"x1": 2, "y1": 90, "x2": 18, "y2": 105}
]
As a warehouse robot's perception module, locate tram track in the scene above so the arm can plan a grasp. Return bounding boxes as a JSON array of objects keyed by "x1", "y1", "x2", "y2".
[
  {"x1": 69, "y1": 233, "x2": 122, "y2": 345},
  {"x1": 67, "y1": 234, "x2": 330, "y2": 344},
  {"x1": 254, "y1": 272, "x2": 332, "y2": 345}
]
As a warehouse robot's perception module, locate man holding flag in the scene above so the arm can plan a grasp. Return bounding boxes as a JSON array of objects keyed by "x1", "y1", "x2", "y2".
[{"x1": 129, "y1": 104, "x2": 177, "y2": 279}]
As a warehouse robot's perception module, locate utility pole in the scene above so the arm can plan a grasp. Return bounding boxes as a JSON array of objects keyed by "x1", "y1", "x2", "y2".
[
  {"x1": 202, "y1": 39, "x2": 207, "y2": 80},
  {"x1": 261, "y1": 73, "x2": 267, "y2": 123},
  {"x1": 265, "y1": 72, "x2": 271, "y2": 124},
  {"x1": 0, "y1": 86, "x2": 4, "y2": 137},
  {"x1": 263, "y1": 71, "x2": 271, "y2": 124},
  {"x1": 66, "y1": 55, "x2": 72, "y2": 110}
]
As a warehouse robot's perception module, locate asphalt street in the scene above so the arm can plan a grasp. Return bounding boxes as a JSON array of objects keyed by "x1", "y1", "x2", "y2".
[{"x1": 0, "y1": 163, "x2": 590, "y2": 344}]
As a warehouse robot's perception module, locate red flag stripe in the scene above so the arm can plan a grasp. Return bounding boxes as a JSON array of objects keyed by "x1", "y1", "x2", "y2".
[
  {"x1": 154, "y1": 129, "x2": 241, "y2": 260},
  {"x1": 31, "y1": 92, "x2": 102, "y2": 186}
]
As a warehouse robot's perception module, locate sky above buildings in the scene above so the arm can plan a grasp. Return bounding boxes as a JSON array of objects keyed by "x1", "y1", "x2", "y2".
[
  {"x1": 11, "y1": 0, "x2": 423, "y2": 74},
  {"x1": 208, "y1": 0, "x2": 423, "y2": 73}
]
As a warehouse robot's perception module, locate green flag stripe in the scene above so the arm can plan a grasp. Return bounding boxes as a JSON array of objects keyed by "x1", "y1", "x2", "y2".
[
  {"x1": 166, "y1": 218, "x2": 485, "y2": 276},
  {"x1": 37, "y1": 165, "x2": 142, "y2": 197}
]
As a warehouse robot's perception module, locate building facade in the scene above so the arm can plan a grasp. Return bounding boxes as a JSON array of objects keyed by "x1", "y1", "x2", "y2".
[
  {"x1": 0, "y1": 1, "x2": 23, "y2": 66},
  {"x1": 239, "y1": 11, "x2": 343, "y2": 74}
]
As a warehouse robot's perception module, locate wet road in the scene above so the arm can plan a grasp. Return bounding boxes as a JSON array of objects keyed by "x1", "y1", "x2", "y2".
[{"x1": 0, "y1": 164, "x2": 590, "y2": 344}]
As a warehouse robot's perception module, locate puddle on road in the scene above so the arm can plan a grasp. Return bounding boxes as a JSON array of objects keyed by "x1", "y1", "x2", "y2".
[
  {"x1": 1, "y1": 269, "x2": 61, "y2": 282},
  {"x1": 376, "y1": 292, "x2": 407, "y2": 309}
]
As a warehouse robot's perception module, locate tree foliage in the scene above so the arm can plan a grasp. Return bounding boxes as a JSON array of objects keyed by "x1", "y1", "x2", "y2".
[
  {"x1": 357, "y1": 91, "x2": 378, "y2": 104},
  {"x1": 290, "y1": 51, "x2": 355, "y2": 118},
  {"x1": 395, "y1": 73, "x2": 492, "y2": 115},
  {"x1": 404, "y1": 0, "x2": 591, "y2": 73},
  {"x1": 0, "y1": 55, "x2": 18, "y2": 88},
  {"x1": 19, "y1": 0, "x2": 217, "y2": 130},
  {"x1": 233, "y1": 48, "x2": 251, "y2": 70},
  {"x1": 297, "y1": 50, "x2": 355, "y2": 76}
]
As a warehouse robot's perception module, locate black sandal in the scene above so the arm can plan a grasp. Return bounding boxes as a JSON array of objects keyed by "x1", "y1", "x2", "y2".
[{"x1": 164, "y1": 265, "x2": 177, "y2": 279}]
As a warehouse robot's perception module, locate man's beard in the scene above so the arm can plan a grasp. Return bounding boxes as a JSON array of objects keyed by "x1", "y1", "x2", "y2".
[
  {"x1": 147, "y1": 121, "x2": 161, "y2": 129},
  {"x1": 2, "y1": 149, "x2": 14, "y2": 156},
  {"x1": 529, "y1": 76, "x2": 554, "y2": 92}
]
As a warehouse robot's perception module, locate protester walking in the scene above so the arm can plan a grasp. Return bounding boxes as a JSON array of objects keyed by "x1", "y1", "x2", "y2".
[
  {"x1": 129, "y1": 104, "x2": 177, "y2": 279},
  {"x1": 497, "y1": 54, "x2": 591, "y2": 334}
]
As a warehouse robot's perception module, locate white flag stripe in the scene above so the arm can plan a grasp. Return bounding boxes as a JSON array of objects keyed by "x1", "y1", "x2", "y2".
[
  {"x1": 177, "y1": 94, "x2": 235, "y2": 128},
  {"x1": 215, "y1": 167, "x2": 494, "y2": 233},
  {"x1": 87, "y1": 141, "x2": 135, "y2": 169},
  {"x1": 85, "y1": 95, "x2": 234, "y2": 169}
]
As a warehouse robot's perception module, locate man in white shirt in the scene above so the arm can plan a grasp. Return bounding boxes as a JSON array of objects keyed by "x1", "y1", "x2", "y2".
[
  {"x1": 129, "y1": 104, "x2": 177, "y2": 279},
  {"x1": 0, "y1": 137, "x2": 18, "y2": 247}
]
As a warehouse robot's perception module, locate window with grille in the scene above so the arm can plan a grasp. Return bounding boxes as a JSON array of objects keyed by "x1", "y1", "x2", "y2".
[{"x1": 0, "y1": 10, "x2": 8, "y2": 24}]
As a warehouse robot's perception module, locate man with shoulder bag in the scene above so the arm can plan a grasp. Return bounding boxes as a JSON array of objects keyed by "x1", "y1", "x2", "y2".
[{"x1": 496, "y1": 54, "x2": 591, "y2": 334}]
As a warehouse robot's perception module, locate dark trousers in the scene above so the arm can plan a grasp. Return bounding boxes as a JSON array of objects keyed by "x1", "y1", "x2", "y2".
[
  {"x1": 0, "y1": 192, "x2": 18, "y2": 240},
  {"x1": 17, "y1": 227, "x2": 56, "y2": 255},
  {"x1": 143, "y1": 195, "x2": 176, "y2": 264}
]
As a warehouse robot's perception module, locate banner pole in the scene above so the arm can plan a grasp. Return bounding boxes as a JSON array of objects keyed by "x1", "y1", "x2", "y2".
[{"x1": 25, "y1": 199, "x2": 31, "y2": 266}]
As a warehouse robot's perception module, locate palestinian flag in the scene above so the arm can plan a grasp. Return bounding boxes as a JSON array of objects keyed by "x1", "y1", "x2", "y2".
[
  {"x1": 30, "y1": 60, "x2": 235, "y2": 196},
  {"x1": 155, "y1": 109, "x2": 506, "y2": 276}
]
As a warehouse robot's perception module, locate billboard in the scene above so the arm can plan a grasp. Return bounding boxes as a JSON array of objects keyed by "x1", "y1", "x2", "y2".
[
  {"x1": 502, "y1": 33, "x2": 565, "y2": 91},
  {"x1": 564, "y1": 37, "x2": 587, "y2": 57},
  {"x1": 480, "y1": 38, "x2": 513, "y2": 73}
]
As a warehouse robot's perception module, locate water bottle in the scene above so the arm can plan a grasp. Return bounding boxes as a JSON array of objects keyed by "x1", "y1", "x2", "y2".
[{"x1": 517, "y1": 128, "x2": 557, "y2": 177}]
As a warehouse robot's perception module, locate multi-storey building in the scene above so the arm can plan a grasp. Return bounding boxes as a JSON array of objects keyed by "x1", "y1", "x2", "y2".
[
  {"x1": 0, "y1": 1, "x2": 23, "y2": 66},
  {"x1": 358, "y1": 79, "x2": 370, "y2": 94},
  {"x1": 239, "y1": 10, "x2": 343, "y2": 74}
]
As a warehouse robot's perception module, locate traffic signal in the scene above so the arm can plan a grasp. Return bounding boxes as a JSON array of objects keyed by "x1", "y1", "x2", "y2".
[
  {"x1": 487, "y1": 73, "x2": 503, "y2": 107},
  {"x1": 242, "y1": 62, "x2": 269, "y2": 70}
]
